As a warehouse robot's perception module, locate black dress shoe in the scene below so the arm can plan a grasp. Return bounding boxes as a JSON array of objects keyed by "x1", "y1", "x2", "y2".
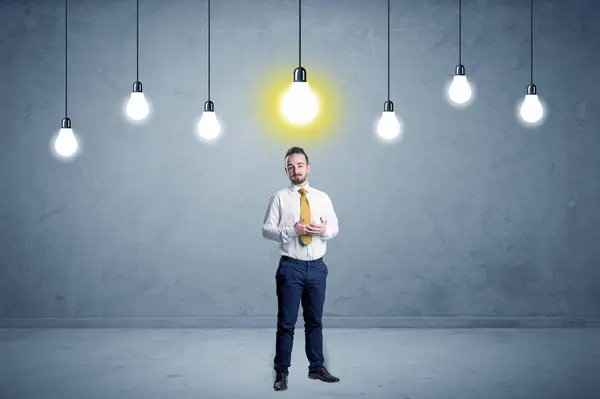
[
  {"x1": 273, "y1": 371, "x2": 288, "y2": 391},
  {"x1": 308, "y1": 367, "x2": 340, "y2": 383}
]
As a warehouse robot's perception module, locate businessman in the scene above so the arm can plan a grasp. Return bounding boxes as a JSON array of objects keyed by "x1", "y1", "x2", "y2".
[{"x1": 262, "y1": 146, "x2": 340, "y2": 391}]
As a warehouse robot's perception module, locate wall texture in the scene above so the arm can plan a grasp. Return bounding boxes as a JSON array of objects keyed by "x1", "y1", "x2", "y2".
[{"x1": 1, "y1": 0, "x2": 599, "y2": 328}]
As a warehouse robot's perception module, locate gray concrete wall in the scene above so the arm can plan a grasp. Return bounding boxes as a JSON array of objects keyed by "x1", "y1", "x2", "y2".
[{"x1": 1, "y1": 0, "x2": 599, "y2": 328}]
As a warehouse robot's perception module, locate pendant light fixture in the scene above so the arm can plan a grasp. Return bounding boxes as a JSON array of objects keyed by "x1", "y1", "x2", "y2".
[
  {"x1": 52, "y1": 1, "x2": 79, "y2": 160},
  {"x1": 197, "y1": 0, "x2": 221, "y2": 140},
  {"x1": 518, "y1": 0, "x2": 544, "y2": 125},
  {"x1": 280, "y1": 0, "x2": 319, "y2": 125},
  {"x1": 376, "y1": 0, "x2": 401, "y2": 141},
  {"x1": 125, "y1": 0, "x2": 150, "y2": 122},
  {"x1": 447, "y1": 0, "x2": 473, "y2": 106}
]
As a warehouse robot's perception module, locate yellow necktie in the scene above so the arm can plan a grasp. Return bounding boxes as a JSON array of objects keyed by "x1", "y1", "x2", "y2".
[{"x1": 298, "y1": 188, "x2": 312, "y2": 245}]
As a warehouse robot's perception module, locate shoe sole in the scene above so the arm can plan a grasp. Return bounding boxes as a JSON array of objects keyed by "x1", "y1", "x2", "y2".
[
  {"x1": 273, "y1": 382, "x2": 288, "y2": 391},
  {"x1": 308, "y1": 375, "x2": 340, "y2": 383}
]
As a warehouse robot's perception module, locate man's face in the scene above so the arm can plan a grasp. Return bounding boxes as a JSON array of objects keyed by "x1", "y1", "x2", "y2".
[{"x1": 285, "y1": 153, "x2": 310, "y2": 185}]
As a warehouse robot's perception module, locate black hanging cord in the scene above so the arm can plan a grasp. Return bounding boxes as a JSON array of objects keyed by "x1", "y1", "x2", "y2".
[
  {"x1": 458, "y1": 0, "x2": 462, "y2": 65},
  {"x1": 64, "y1": 1, "x2": 68, "y2": 118},
  {"x1": 298, "y1": 0, "x2": 302, "y2": 67},
  {"x1": 530, "y1": 0, "x2": 533, "y2": 84},
  {"x1": 136, "y1": 0, "x2": 139, "y2": 81},
  {"x1": 208, "y1": 0, "x2": 211, "y2": 101},
  {"x1": 387, "y1": 0, "x2": 390, "y2": 101}
]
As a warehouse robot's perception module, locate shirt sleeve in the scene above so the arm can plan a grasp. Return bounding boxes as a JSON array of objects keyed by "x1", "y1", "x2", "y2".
[
  {"x1": 262, "y1": 193, "x2": 298, "y2": 243},
  {"x1": 320, "y1": 193, "x2": 339, "y2": 241}
]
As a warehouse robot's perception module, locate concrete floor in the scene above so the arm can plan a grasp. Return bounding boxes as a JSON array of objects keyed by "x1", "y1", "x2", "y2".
[{"x1": 0, "y1": 328, "x2": 599, "y2": 399}]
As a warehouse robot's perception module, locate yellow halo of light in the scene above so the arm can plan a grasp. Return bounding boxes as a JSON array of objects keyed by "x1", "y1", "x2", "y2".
[{"x1": 253, "y1": 63, "x2": 342, "y2": 147}]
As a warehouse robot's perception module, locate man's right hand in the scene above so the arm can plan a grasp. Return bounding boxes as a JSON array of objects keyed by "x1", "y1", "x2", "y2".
[{"x1": 294, "y1": 219, "x2": 311, "y2": 235}]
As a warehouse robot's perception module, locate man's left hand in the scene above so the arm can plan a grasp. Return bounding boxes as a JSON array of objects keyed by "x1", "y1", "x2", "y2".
[{"x1": 306, "y1": 217, "x2": 327, "y2": 236}]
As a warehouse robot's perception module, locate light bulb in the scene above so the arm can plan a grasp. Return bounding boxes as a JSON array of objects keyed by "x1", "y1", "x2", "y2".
[
  {"x1": 197, "y1": 110, "x2": 221, "y2": 140},
  {"x1": 281, "y1": 81, "x2": 319, "y2": 125},
  {"x1": 377, "y1": 110, "x2": 401, "y2": 140},
  {"x1": 126, "y1": 91, "x2": 149, "y2": 121},
  {"x1": 54, "y1": 127, "x2": 78, "y2": 158},
  {"x1": 448, "y1": 74, "x2": 472, "y2": 104},
  {"x1": 519, "y1": 93, "x2": 543, "y2": 124}
]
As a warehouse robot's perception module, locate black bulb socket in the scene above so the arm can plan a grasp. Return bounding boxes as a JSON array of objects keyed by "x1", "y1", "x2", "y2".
[
  {"x1": 293, "y1": 67, "x2": 307, "y2": 82},
  {"x1": 383, "y1": 100, "x2": 394, "y2": 112},
  {"x1": 454, "y1": 64, "x2": 466, "y2": 76},
  {"x1": 132, "y1": 81, "x2": 143, "y2": 93},
  {"x1": 204, "y1": 100, "x2": 215, "y2": 112}
]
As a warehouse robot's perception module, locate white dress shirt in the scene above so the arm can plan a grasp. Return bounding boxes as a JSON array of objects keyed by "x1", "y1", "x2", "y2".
[{"x1": 262, "y1": 183, "x2": 339, "y2": 261}]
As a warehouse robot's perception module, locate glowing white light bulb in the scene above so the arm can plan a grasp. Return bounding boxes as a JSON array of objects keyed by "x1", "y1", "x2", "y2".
[
  {"x1": 125, "y1": 81, "x2": 150, "y2": 121},
  {"x1": 54, "y1": 127, "x2": 78, "y2": 158},
  {"x1": 126, "y1": 91, "x2": 149, "y2": 121},
  {"x1": 377, "y1": 110, "x2": 401, "y2": 140},
  {"x1": 519, "y1": 93, "x2": 543, "y2": 124},
  {"x1": 281, "y1": 81, "x2": 319, "y2": 125},
  {"x1": 197, "y1": 110, "x2": 221, "y2": 140},
  {"x1": 448, "y1": 74, "x2": 472, "y2": 104}
]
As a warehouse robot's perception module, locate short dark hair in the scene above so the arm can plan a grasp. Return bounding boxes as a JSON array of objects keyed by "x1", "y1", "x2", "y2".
[{"x1": 285, "y1": 146, "x2": 309, "y2": 165}]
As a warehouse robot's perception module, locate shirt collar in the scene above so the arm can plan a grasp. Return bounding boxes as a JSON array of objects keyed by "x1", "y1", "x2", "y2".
[{"x1": 290, "y1": 182, "x2": 310, "y2": 193}]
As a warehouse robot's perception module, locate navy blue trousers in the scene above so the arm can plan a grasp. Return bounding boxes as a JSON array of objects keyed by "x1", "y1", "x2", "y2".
[{"x1": 274, "y1": 255, "x2": 328, "y2": 374}]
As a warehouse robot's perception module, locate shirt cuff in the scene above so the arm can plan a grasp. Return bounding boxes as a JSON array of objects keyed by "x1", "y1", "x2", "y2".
[{"x1": 286, "y1": 226, "x2": 299, "y2": 238}]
